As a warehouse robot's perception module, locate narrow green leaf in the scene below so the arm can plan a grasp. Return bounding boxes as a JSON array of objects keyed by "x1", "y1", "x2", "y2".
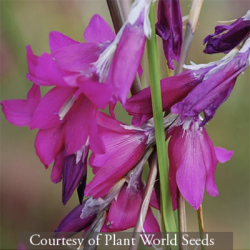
[{"x1": 147, "y1": 3, "x2": 178, "y2": 234}]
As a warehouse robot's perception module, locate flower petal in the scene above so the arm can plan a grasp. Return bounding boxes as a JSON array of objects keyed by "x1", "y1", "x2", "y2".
[
  {"x1": 78, "y1": 77, "x2": 112, "y2": 109},
  {"x1": 35, "y1": 126, "x2": 64, "y2": 167},
  {"x1": 84, "y1": 14, "x2": 115, "y2": 43},
  {"x1": 52, "y1": 42, "x2": 105, "y2": 73},
  {"x1": 107, "y1": 20, "x2": 146, "y2": 104},
  {"x1": 200, "y1": 128, "x2": 219, "y2": 198},
  {"x1": 30, "y1": 86, "x2": 77, "y2": 130},
  {"x1": 105, "y1": 183, "x2": 142, "y2": 231},
  {"x1": 215, "y1": 147, "x2": 234, "y2": 163},
  {"x1": 64, "y1": 96, "x2": 100, "y2": 155},
  {"x1": 1, "y1": 84, "x2": 41, "y2": 127},
  {"x1": 143, "y1": 207, "x2": 160, "y2": 232},
  {"x1": 51, "y1": 151, "x2": 65, "y2": 183},
  {"x1": 49, "y1": 31, "x2": 79, "y2": 53},
  {"x1": 26, "y1": 46, "x2": 68, "y2": 87}
]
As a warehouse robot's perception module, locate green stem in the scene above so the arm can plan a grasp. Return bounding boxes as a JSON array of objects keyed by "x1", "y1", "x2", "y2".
[{"x1": 147, "y1": 3, "x2": 178, "y2": 234}]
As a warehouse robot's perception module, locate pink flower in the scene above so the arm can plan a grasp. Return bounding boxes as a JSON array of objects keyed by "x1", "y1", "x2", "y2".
[
  {"x1": 85, "y1": 112, "x2": 155, "y2": 198},
  {"x1": 168, "y1": 118, "x2": 234, "y2": 210}
]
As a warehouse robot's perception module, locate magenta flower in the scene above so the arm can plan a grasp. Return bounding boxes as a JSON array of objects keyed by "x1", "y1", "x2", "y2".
[
  {"x1": 124, "y1": 66, "x2": 211, "y2": 126},
  {"x1": 27, "y1": 14, "x2": 115, "y2": 88},
  {"x1": 85, "y1": 112, "x2": 155, "y2": 198},
  {"x1": 168, "y1": 118, "x2": 234, "y2": 210},
  {"x1": 204, "y1": 10, "x2": 250, "y2": 54},
  {"x1": 156, "y1": 0, "x2": 183, "y2": 70},
  {"x1": 172, "y1": 39, "x2": 250, "y2": 125}
]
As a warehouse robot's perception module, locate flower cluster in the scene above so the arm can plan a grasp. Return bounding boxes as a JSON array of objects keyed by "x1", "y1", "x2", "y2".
[{"x1": 2, "y1": 0, "x2": 250, "y2": 239}]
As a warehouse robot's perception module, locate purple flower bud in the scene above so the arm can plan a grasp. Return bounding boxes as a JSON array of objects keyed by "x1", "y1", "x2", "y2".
[
  {"x1": 62, "y1": 145, "x2": 89, "y2": 205},
  {"x1": 204, "y1": 10, "x2": 250, "y2": 54},
  {"x1": 54, "y1": 200, "x2": 96, "y2": 238}
]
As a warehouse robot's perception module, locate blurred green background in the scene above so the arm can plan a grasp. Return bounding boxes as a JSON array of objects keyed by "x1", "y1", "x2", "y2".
[{"x1": 0, "y1": 0, "x2": 249, "y2": 249}]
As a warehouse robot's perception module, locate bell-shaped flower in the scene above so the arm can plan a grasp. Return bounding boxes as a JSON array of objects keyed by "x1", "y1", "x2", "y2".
[
  {"x1": 84, "y1": 112, "x2": 156, "y2": 198},
  {"x1": 124, "y1": 66, "x2": 211, "y2": 126},
  {"x1": 156, "y1": 0, "x2": 183, "y2": 70},
  {"x1": 168, "y1": 117, "x2": 234, "y2": 210},
  {"x1": 204, "y1": 10, "x2": 250, "y2": 54},
  {"x1": 172, "y1": 38, "x2": 250, "y2": 125}
]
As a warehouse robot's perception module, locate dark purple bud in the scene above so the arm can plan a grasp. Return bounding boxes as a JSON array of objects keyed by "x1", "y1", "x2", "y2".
[
  {"x1": 204, "y1": 10, "x2": 250, "y2": 54},
  {"x1": 62, "y1": 145, "x2": 89, "y2": 205},
  {"x1": 54, "y1": 199, "x2": 96, "y2": 238},
  {"x1": 156, "y1": 0, "x2": 183, "y2": 70}
]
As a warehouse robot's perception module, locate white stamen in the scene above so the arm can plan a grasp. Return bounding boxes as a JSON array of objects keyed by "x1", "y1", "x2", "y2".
[
  {"x1": 75, "y1": 139, "x2": 89, "y2": 164},
  {"x1": 94, "y1": 26, "x2": 125, "y2": 83},
  {"x1": 59, "y1": 95, "x2": 77, "y2": 121},
  {"x1": 217, "y1": 19, "x2": 237, "y2": 24}
]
